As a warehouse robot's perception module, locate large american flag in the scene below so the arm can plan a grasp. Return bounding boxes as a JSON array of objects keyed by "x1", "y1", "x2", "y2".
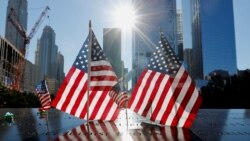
[
  {"x1": 35, "y1": 80, "x2": 51, "y2": 110},
  {"x1": 52, "y1": 30, "x2": 120, "y2": 121},
  {"x1": 128, "y1": 32, "x2": 202, "y2": 128}
]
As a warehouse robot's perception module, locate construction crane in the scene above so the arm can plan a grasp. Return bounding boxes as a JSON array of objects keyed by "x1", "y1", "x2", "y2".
[{"x1": 8, "y1": 6, "x2": 50, "y2": 91}]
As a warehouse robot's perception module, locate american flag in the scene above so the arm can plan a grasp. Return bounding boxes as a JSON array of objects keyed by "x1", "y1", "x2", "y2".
[
  {"x1": 128, "y1": 32, "x2": 202, "y2": 128},
  {"x1": 54, "y1": 121, "x2": 121, "y2": 141},
  {"x1": 52, "y1": 30, "x2": 120, "y2": 121},
  {"x1": 35, "y1": 80, "x2": 51, "y2": 110},
  {"x1": 109, "y1": 89, "x2": 129, "y2": 108}
]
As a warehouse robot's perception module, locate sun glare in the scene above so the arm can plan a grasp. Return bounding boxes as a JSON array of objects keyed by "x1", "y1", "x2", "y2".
[{"x1": 113, "y1": 4, "x2": 136, "y2": 31}]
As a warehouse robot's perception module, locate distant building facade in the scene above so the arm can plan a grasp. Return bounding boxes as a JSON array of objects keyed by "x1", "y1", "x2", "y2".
[
  {"x1": 177, "y1": 9, "x2": 184, "y2": 61},
  {"x1": 5, "y1": 0, "x2": 28, "y2": 51},
  {"x1": 132, "y1": 0, "x2": 178, "y2": 86},
  {"x1": 183, "y1": 48, "x2": 194, "y2": 78},
  {"x1": 0, "y1": 36, "x2": 24, "y2": 88},
  {"x1": 35, "y1": 26, "x2": 58, "y2": 78},
  {"x1": 191, "y1": 0, "x2": 237, "y2": 79},
  {"x1": 103, "y1": 28, "x2": 123, "y2": 79},
  {"x1": 57, "y1": 52, "x2": 65, "y2": 86},
  {"x1": 35, "y1": 26, "x2": 64, "y2": 94}
]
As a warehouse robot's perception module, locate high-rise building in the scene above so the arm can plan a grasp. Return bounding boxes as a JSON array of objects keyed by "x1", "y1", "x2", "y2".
[
  {"x1": 132, "y1": 0, "x2": 178, "y2": 85},
  {"x1": 177, "y1": 9, "x2": 184, "y2": 61},
  {"x1": 35, "y1": 26, "x2": 58, "y2": 78},
  {"x1": 183, "y1": 48, "x2": 194, "y2": 78},
  {"x1": 57, "y1": 51, "x2": 65, "y2": 86},
  {"x1": 191, "y1": 0, "x2": 237, "y2": 79},
  {"x1": 5, "y1": 0, "x2": 28, "y2": 51},
  {"x1": 103, "y1": 28, "x2": 123, "y2": 79}
]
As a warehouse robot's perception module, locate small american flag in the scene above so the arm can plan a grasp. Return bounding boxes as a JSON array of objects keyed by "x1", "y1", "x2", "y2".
[
  {"x1": 35, "y1": 80, "x2": 51, "y2": 110},
  {"x1": 109, "y1": 89, "x2": 129, "y2": 108},
  {"x1": 128, "y1": 32, "x2": 202, "y2": 128},
  {"x1": 52, "y1": 29, "x2": 120, "y2": 121}
]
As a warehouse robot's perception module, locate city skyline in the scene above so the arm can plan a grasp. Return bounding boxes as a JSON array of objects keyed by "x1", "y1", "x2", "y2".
[{"x1": 0, "y1": 0, "x2": 250, "y2": 75}]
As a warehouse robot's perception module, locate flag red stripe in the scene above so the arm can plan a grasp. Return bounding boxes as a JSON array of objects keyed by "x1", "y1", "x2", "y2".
[
  {"x1": 79, "y1": 90, "x2": 97, "y2": 119},
  {"x1": 171, "y1": 78, "x2": 195, "y2": 126},
  {"x1": 91, "y1": 65, "x2": 113, "y2": 71},
  {"x1": 160, "y1": 70, "x2": 189, "y2": 124},
  {"x1": 134, "y1": 71, "x2": 156, "y2": 113},
  {"x1": 150, "y1": 77, "x2": 173, "y2": 121},
  {"x1": 69, "y1": 74, "x2": 88, "y2": 115},
  {"x1": 141, "y1": 73, "x2": 165, "y2": 117},
  {"x1": 52, "y1": 67, "x2": 76, "y2": 107},
  {"x1": 90, "y1": 75, "x2": 117, "y2": 81},
  {"x1": 128, "y1": 69, "x2": 147, "y2": 108},
  {"x1": 89, "y1": 92, "x2": 108, "y2": 120},
  {"x1": 183, "y1": 95, "x2": 202, "y2": 128},
  {"x1": 60, "y1": 71, "x2": 84, "y2": 112}
]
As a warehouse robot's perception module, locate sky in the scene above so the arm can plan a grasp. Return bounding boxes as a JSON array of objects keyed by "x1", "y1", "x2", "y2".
[{"x1": 0, "y1": 0, "x2": 250, "y2": 74}]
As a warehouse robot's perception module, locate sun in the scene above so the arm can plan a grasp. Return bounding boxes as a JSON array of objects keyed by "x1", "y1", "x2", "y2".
[{"x1": 112, "y1": 3, "x2": 136, "y2": 31}]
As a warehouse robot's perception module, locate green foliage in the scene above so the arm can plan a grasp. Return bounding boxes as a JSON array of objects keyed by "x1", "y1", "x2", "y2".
[{"x1": 0, "y1": 83, "x2": 41, "y2": 108}]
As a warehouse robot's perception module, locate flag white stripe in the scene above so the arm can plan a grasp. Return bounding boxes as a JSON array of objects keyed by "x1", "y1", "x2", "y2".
[
  {"x1": 91, "y1": 60, "x2": 111, "y2": 66},
  {"x1": 130, "y1": 70, "x2": 152, "y2": 110},
  {"x1": 75, "y1": 91, "x2": 88, "y2": 118},
  {"x1": 151, "y1": 75, "x2": 170, "y2": 116},
  {"x1": 91, "y1": 71, "x2": 116, "y2": 76},
  {"x1": 56, "y1": 69, "x2": 81, "y2": 109},
  {"x1": 165, "y1": 75, "x2": 192, "y2": 125},
  {"x1": 66, "y1": 74, "x2": 87, "y2": 114},
  {"x1": 138, "y1": 72, "x2": 160, "y2": 115},
  {"x1": 88, "y1": 91, "x2": 102, "y2": 118},
  {"x1": 178, "y1": 88, "x2": 199, "y2": 127},
  {"x1": 106, "y1": 103, "x2": 118, "y2": 120},
  {"x1": 95, "y1": 95, "x2": 112, "y2": 119},
  {"x1": 155, "y1": 67, "x2": 185, "y2": 122},
  {"x1": 90, "y1": 81, "x2": 117, "y2": 87}
]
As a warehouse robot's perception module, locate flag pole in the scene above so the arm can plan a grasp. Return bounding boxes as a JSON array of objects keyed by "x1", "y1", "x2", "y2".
[
  {"x1": 122, "y1": 64, "x2": 129, "y2": 130},
  {"x1": 44, "y1": 77, "x2": 51, "y2": 141},
  {"x1": 87, "y1": 20, "x2": 92, "y2": 132}
]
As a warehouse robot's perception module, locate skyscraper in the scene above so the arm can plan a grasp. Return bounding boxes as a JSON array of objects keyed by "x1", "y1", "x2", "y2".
[
  {"x1": 132, "y1": 0, "x2": 178, "y2": 85},
  {"x1": 103, "y1": 28, "x2": 123, "y2": 79},
  {"x1": 5, "y1": 0, "x2": 27, "y2": 51},
  {"x1": 35, "y1": 26, "x2": 58, "y2": 78},
  {"x1": 191, "y1": 0, "x2": 237, "y2": 79},
  {"x1": 177, "y1": 9, "x2": 184, "y2": 61},
  {"x1": 57, "y1": 51, "x2": 65, "y2": 86}
]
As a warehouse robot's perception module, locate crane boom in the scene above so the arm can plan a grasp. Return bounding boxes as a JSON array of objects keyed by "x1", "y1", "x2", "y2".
[
  {"x1": 28, "y1": 6, "x2": 50, "y2": 43},
  {"x1": 7, "y1": 6, "x2": 50, "y2": 91}
]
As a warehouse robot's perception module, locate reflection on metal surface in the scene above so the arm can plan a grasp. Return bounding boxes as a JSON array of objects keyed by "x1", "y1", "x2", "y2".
[
  {"x1": 0, "y1": 108, "x2": 250, "y2": 141},
  {"x1": 54, "y1": 121, "x2": 201, "y2": 141}
]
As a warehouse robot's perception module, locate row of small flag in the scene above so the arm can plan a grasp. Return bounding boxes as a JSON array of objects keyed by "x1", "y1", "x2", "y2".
[{"x1": 35, "y1": 24, "x2": 201, "y2": 128}]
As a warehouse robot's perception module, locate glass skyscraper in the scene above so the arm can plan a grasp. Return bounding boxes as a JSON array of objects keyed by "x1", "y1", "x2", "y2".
[
  {"x1": 5, "y1": 0, "x2": 27, "y2": 51},
  {"x1": 191, "y1": 0, "x2": 237, "y2": 79},
  {"x1": 103, "y1": 28, "x2": 123, "y2": 79},
  {"x1": 35, "y1": 26, "x2": 58, "y2": 78},
  {"x1": 132, "y1": 0, "x2": 178, "y2": 86}
]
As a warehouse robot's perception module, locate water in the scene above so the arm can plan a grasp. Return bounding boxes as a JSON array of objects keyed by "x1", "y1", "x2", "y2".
[{"x1": 0, "y1": 108, "x2": 249, "y2": 141}]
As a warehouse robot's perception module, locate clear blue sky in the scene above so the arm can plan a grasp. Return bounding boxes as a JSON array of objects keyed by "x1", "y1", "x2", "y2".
[{"x1": 0, "y1": 0, "x2": 249, "y2": 74}]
